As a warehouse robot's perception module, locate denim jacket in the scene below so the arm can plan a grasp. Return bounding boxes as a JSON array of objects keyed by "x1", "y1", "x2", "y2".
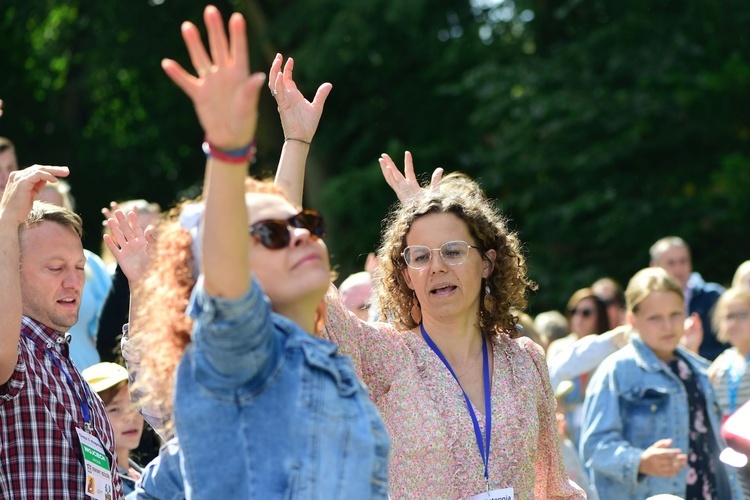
[
  {"x1": 137, "y1": 276, "x2": 390, "y2": 499},
  {"x1": 579, "y1": 336, "x2": 742, "y2": 500}
]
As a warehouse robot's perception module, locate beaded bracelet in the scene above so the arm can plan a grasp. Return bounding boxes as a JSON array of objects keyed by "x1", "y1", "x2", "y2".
[{"x1": 202, "y1": 140, "x2": 256, "y2": 164}]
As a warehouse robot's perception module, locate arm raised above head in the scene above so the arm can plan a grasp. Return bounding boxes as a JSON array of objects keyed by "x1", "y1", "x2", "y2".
[
  {"x1": 162, "y1": 6, "x2": 265, "y2": 299},
  {"x1": 0, "y1": 165, "x2": 70, "y2": 384},
  {"x1": 270, "y1": 54, "x2": 332, "y2": 207}
]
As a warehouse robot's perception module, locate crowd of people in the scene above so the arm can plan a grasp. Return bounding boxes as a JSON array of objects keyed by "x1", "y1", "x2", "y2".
[{"x1": 0, "y1": 5, "x2": 748, "y2": 500}]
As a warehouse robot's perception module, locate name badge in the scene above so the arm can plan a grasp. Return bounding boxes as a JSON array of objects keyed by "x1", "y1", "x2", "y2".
[
  {"x1": 76, "y1": 428, "x2": 114, "y2": 500},
  {"x1": 471, "y1": 487, "x2": 514, "y2": 500}
]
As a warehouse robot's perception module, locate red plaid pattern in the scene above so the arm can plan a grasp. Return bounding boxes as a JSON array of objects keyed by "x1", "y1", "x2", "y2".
[{"x1": 0, "y1": 316, "x2": 124, "y2": 499}]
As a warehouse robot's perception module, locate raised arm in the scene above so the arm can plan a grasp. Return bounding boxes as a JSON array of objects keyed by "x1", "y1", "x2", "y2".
[
  {"x1": 162, "y1": 6, "x2": 265, "y2": 299},
  {"x1": 0, "y1": 165, "x2": 70, "y2": 384},
  {"x1": 270, "y1": 54, "x2": 332, "y2": 206},
  {"x1": 548, "y1": 325, "x2": 631, "y2": 389}
]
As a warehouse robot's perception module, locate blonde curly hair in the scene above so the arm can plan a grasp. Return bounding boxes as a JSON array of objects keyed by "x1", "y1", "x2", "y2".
[{"x1": 374, "y1": 172, "x2": 535, "y2": 340}]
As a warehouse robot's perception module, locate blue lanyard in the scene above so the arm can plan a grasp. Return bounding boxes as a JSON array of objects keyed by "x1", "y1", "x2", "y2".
[
  {"x1": 420, "y1": 323, "x2": 492, "y2": 486},
  {"x1": 727, "y1": 353, "x2": 750, "y2": 414},
  {"x1": 22, "y1": 333, "x2": 92, "y2": 429}
]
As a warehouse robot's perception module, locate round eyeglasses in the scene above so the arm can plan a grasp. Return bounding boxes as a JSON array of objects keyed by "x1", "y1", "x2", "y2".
[{"x1": 401, "y1": 240, "x2": 479, "y2": 270}]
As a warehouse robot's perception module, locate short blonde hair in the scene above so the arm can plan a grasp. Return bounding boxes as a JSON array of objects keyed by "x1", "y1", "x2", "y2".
[
  {"x1": 625, "y1": 267, "x2": 684, "y2": 314},
  {"x1": 732, "y1": 260, "x2": 750, "y2": 290},
  {"x1": 712, "y1": 287, "x2": 750, "y2": 344},
  {"x1": 649, "y1": 236, "x2": 688, "y2": 264}
]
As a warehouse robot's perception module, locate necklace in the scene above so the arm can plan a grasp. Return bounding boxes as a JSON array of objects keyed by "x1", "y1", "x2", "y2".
[{"x1": 455, "y1": 348, "x2": 482, "y2": 378}]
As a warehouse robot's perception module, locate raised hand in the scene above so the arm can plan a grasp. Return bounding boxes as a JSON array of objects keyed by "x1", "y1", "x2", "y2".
[
  {"x1": 681, "y1": 313, "x2": 703, "y2": 354},
  {"x1": 161, "y1": 6, "x2": 266, "y2": 150},
  {"x1": 378, "y1": 151, "x2": 443, "y2": 203},
  {"x1": 103, "y1": 209, "x2": 156, "y2": 284},
  {"x1": 269, "y1": 54, "x2": 332, "y2": 143},
  {"x1": 0, "y1": 165, "x2": 70, "y2": 224}
]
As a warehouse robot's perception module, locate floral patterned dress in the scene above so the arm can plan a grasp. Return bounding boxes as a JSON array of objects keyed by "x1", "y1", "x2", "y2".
[{"x1": 667, "y1": 356, "x2": 718, "y2": 500}]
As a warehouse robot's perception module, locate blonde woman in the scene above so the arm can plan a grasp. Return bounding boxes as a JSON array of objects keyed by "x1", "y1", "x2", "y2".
[{"x1": 708, "y1": 287, "x2": 750, "y2": 497}]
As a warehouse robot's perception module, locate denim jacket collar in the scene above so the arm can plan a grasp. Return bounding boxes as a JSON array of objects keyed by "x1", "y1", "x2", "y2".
[{"x1": 630, "y1": 335, "x2": 709, "y2": 374}]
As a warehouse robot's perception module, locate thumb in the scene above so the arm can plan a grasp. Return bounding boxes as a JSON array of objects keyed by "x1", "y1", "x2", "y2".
[
  {"x1": 653, "y1": 438, "x2": 673, "y2": 448},
  {"x1": 312, "y1": 82, "x2": 333, "y2": 108}
]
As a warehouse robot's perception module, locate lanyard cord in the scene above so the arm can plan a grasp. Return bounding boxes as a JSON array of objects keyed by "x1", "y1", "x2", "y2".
[
  {"x1": 421, "y1": 323, "x2": 492, "y2": 485},
  {"x1": 22, "y1": 332, "x2": 92, "y2": 428}
]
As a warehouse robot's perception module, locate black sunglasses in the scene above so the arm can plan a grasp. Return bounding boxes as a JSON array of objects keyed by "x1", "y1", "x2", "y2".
[
  {"x1": 570, "y1": 307, "x2": 594, "y2": 318},
  {"x1": 249, "y1": 210, "x2": 327, "y2": 250}
]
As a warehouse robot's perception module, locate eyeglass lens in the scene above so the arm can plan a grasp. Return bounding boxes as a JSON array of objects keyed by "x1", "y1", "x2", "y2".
[{"x1": 403, "y1": 241, "x2": 472, "y2": 269}]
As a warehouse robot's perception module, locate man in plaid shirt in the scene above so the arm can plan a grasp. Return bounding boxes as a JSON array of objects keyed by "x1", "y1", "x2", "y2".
[{"x1": 0, "y1": 165, "x2": 124, "y2": 498}]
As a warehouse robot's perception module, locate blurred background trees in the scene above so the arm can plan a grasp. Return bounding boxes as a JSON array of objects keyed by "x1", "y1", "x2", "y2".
[{"x1": 1, "y1": 0, "x2": 748, "y2": 312}]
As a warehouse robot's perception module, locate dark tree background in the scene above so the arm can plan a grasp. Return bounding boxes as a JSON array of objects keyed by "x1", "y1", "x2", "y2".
[{"x1": 1, "y1": 0, "x2": 748, "y2": 314}]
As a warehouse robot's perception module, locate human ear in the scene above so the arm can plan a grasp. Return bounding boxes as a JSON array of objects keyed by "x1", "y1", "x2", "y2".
[
  {"x1": 626, "y1": 311, "x2": 637, "y2": 328},
  {"x1": 482, "y1": 249, "x2": 496, "y2": 278},
  {"x1": 401, "y1": 267, "x2": 414, "y2": 290}
]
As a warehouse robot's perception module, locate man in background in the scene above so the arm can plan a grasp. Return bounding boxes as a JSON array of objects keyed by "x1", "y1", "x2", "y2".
[{"x1": 650, "y1": 236, "x2": 727, "y2": 360}]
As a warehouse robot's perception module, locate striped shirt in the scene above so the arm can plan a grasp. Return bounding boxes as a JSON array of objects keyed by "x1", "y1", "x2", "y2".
[
  {"x1": 711, "y1": 347, "x2": 750, "y2": 416},
  {"x1": 0, "y1": 316, "x2": 124, "y2": 499}
]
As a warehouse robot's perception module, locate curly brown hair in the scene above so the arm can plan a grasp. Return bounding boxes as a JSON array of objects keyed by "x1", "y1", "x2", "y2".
[
  {"x1": 132, "y1": 178, "x2": 291, "y2": 433},
  {"x1": 374, "y1": 172, "x2": 535, "y2": 341}
]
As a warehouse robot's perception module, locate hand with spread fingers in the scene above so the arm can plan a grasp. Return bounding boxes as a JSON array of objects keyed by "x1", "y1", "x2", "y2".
[
  {"x1": 269, "y1": 54, "x2": 332, "y2": 145},
  {"x1": 378, "y1": 151, "x2": 443, "y2": 203},
  {"x1": 103, "y1": 209, "x2": 156, "y2": 284},
  {"x1": 161, "y1": 5, "x2": 266, "y2": 150}
]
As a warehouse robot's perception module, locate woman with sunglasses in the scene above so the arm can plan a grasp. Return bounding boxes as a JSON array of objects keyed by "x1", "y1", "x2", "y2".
[
  {"x1": 125, "y1": 6, "x2": 389, "y2": 498},
  {"x1": 546, "y1": 288, "x2": 609, "y2": 446},
  {"x1": 276, "y1": 143, "x2": 583, "y2": 496}
]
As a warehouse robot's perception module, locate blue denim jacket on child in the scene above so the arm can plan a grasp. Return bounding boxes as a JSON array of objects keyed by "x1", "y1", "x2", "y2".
[
  {"x1": 137, "y1": 276, "x2": 390, "y2": 499},
  {"x1": 579, "y1": 336, "x2": 741, "y2": 500}
]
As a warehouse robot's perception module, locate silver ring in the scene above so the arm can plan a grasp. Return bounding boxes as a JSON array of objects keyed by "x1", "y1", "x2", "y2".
[{"x1": 270, "y1": 89, "x2": 277, "y2": 97}]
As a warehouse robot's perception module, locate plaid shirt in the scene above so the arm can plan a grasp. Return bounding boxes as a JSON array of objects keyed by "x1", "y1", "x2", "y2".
[{"x1": 0, "y1": 316, "x2": 124, "y2": 499}]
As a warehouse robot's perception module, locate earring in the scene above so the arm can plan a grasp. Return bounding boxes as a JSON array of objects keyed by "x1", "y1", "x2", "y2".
[{"x1": 483, "y1": 280, "x2": 494, "y2": 313}]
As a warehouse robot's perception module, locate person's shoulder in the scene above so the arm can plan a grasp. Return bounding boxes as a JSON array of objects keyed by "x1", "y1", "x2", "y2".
[
  {"x1": 513, "y1": 334, "x2": 544, "y2": 352},
  {"x1": 690, "y1": 272, "x2": 725, "y2": 296},
  {"x1": 597, "y1": 342, "x2": 638, "y2": 371}
]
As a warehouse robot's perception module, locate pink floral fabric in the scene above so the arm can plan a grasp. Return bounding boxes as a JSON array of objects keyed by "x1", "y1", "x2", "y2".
[{"x1": 323, "y1": 287, "x2": 585, "y2": 499}]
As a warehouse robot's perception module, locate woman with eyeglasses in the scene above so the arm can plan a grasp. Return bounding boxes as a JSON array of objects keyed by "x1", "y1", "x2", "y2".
[
  {"x1": 707, "y1": 287, "x2": 750, "y2": 497},
  {"x1": 124, "y1": 6, "x2": 389, "y2": 498},
  {"x1": 277, "y1": 144, "x2": 583, "y2": 495},
  {"x1": 546, "y1": 288, "x2": 609, "y2": 446}
]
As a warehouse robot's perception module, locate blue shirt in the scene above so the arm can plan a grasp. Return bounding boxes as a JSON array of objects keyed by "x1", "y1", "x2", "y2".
[{"x1": 136, "y1": 276, "x2": 389, "y2": 499}]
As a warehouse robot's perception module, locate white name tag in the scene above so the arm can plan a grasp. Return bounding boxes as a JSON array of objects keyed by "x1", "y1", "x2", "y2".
[
  {"x1": 76, "y1": 428, "x2": 114, "y2": 500},
  {"x1": 471, "y1": 487, "x2": 514, "y2": 500}
]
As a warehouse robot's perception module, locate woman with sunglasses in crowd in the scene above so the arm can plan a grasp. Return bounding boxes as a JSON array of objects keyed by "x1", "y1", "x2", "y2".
[
  {"x1": 546, "y1": 288, "x2": 609, "y2": 446},
  {"x1": 275, "y1": 133, "x2": 583, "y2": 495},
  {"x1": 123, "y1": 6, "x2": 389, "y2": 498}
]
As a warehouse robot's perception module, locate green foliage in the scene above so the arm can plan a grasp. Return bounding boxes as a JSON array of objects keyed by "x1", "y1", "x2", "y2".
[
  {"x1": 460, "y1": 0, "x2": 750, "y2": 310},
  {"x1": 2, "y1": 0, "x2": 748, "y2": 314}
]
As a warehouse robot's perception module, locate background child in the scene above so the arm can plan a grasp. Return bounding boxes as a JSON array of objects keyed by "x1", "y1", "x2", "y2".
[
  {"x1": 579, "y1": 267, "x2": 742, "y2": 499},
  {"x1": 708, "y1": 287, "x2": 750, "y2": 497},
  {"x1": 83, "y1": 362, "x2": 144, "y2": 495}
]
